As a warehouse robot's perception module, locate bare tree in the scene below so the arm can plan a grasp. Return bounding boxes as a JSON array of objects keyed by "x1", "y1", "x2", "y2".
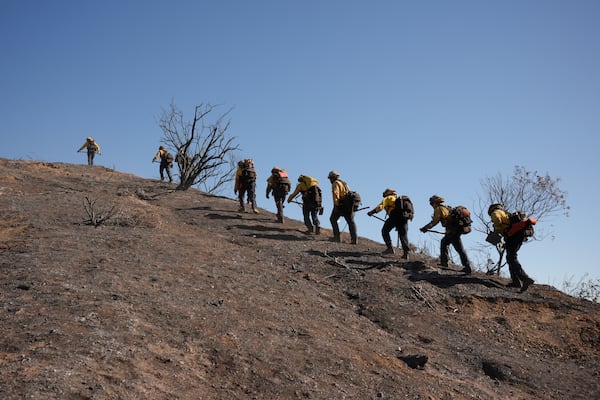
[
  {"x1": 82, "y1": 196, "x2": 119, "y2": 227},
  {"x1": 474, "y1": 165, "x2": 570, "y2": 274},
  {"x1": 158, "y1": 102, "x2": 239, "y2": 192}
]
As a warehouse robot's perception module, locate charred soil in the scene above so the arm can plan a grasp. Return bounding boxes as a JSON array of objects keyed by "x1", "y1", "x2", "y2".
[{"x1": 1, "y1": 159, "x2": 599, "y2": 399}]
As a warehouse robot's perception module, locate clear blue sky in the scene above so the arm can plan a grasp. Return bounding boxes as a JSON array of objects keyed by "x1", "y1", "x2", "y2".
[{"x1": 2, "y1": 1, "x2": 598, "y2": 289}]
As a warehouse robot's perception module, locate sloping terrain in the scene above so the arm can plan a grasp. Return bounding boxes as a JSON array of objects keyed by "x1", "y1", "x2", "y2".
[{"x1": 1, "y1": 158, "x2": 599, "y2": 400}]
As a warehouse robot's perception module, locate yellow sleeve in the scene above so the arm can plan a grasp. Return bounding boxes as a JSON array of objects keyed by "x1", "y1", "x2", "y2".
[
  {"x1": 332, "y1": 180, "x2": 347, "y2": 206},
  {"x1": 383, "y1": 196, "x2": 396, "y2": 214},
  {"x1": 373, "y1": 196, "x2": 395, "y2": 214},
  {"x1": 234, "y1": 167, "x2": 242, "y2": 189},
  {"x1": 287, "y1": 184, "x2": 302, "y2": 202},
  {"x1": 423, "y1": 206, "x2": 446, "y2": 230}
]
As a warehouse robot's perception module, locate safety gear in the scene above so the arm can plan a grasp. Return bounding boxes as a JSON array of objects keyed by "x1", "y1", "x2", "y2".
[
  {"x1": 87, "y1": 137, "x2": 93, "y2": 141},
  {"x1": 328, "y1": 170, "x2": 340, "y2": 180},
  {"x1": 383, "y1": 188, "x2": 397, "y2": 197},
  {"x1": 367, "y1": 210, "x2": 375, "y2": 216},
  {"x1": 488, "y1": 203, "x2": 504, "y2": 216},
  {"x1": 271, "y1": 167, "x2": 281, "y2": 174},
  {"x1": 382, "y1": 246, "x2": 394, "y2": 255},
  {"x1": 420, "y1": 227, "x2": 428, "y2": 233},
  {"x1": 429, "y1": 195, "x2": 444, "y2": 205}
]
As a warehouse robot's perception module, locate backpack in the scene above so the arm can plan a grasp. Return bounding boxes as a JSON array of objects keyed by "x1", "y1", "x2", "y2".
[
  {"x1": 274, "y1": 170, "x2": 291, "y2": 193},
  {"x1": 164, "y1": 152, "x2": 174, "y2": 163},
  {"x1": 449, "y1": 205, "x2": 472, "y2": 234},
  {"x1": 507, "y1": 211, "x2": 536, "y2": 238},
  {"x1": 240, "y1": 159, "x2": 257, "y2": 184},
  {"x1": 392, "y1": 195, "x2": 414, "y2": 220},
  {"x1": 344, "y1": 191, "x2": 362, "y2": 212},
  {"x1": 305, "y1": 185, "x2": 322, "y2": 208}
]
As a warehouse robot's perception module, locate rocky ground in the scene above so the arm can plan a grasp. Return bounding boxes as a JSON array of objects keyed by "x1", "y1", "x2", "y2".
[{"x1": 0, "y1": 158, "x2": 599, "y2": 400}]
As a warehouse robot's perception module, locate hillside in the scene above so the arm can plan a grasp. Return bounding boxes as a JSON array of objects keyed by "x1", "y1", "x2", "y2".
[{"x1": 1, "y1": 158, "x2": 599, "y2": 400}]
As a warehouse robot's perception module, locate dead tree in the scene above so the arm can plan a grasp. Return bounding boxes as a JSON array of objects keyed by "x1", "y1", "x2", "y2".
[
  {"x1": 158, "y1": 102, "x2": 239, "y2": 192},
  {"x1": 82, "y1": 196, "x2": 118, "y2": 227},
  {"x1": 474, "y1": 165, "x2": 570, "y2": 274}
]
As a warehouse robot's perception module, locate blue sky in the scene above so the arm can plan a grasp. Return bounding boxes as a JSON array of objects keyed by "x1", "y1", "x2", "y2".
[{"x1": 1, "y1": 1, "x2": 598, "y2": 289}]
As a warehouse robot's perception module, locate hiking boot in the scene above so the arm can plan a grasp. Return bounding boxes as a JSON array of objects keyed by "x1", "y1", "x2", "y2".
[
  {"x1": 382, "y1": 247, "x2": 395, "y2": 255},
  {"x1": 350, "y1": 238, "x2": 358, "y2": 245},
  {"x1": 238, "y1": 206, "x2": 245, "y2": 212},
  {"x1": 437, "y1": 262, "x2": 449, "y2": 268},
  {"x1": 252, "y1": 208, "x2": 260, "y2": 214},
  {"x1": 401, "y1": 252, "x2": 409, "y2": 260},
  {"x1": 506, "y1": 281, "x2": 521, "y2": 288},
  {"x1": 520, "y1": 277, "x2": 534, "y2": 292},
  {"x1": 314, "y1": 226, "x2": 320, "y2": 235},
  {"x1": 460, "y1": 267, "x2": 472, "y2": 274},
  {"x1": 329, "y1": 236, "x2": 341, "y2": 243}
]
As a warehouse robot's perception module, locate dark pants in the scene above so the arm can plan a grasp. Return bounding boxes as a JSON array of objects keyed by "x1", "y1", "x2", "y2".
[
  {"x1": 383, "y1": 217, "x2": 410, "y2": 254},
  {"x1": 272, "y1": 188, "x2": 287, "y2": 222},
  {"x1": 330, "y1": 206, "x2": 357, "y2": 242},
  {"x1": 87, "y1": 151, "x2": 96, "y2": 166},
  {"x1": 160, "y1": 161, "x2": 173, "y2": 182},
  {"x1": 302, "y1": 201, "x2": 320, "y2": 231},
  {"x1": 505, "y1": 232, "x2": 531, "y2": 284},
  {"x1": 440, "y1": 231, "x2": 471, "y2": 269},
  {"x1": 238, "y1": 182, "x2": 257, "y2": 209}
]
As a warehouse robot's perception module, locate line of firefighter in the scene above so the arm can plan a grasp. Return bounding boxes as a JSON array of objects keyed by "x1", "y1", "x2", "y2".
[{"x1": 82, "y1": 141, "x2": 532, "y2": 293}]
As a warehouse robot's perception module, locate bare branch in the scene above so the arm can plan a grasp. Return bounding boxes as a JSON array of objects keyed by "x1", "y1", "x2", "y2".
[
  {"x1": 82, "y1": 196, "x2": 118, "y2": 227},
  {"x1": 157, "y1": 102, "x2": 240, "y2": 191},
  {"x1": 473, "y1": 165, "x2": 570, "y2": 276}
]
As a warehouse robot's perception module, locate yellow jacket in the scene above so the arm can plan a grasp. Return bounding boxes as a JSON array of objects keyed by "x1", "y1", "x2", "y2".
[
  {"x1": 490, "y1": 209, "x2": 510, "y2": 234},
  {"x1": 79, "y1": 140, "x2": 100, "y2": 153},
  {"x1": 372, "y1": 195, "x2": 397, "y2": 215},
  {"x1": 152, "y1": 149, "x2": 170, "y2": 163},
  {"x1": 287, "y1": 175, "x2": 318, "y2": 202},
  {"x1": 331, "y1": 179, "x2": 349, "y2": 207},
  {"x1": 422, "y1": 205, "x2": 451, "y2": 232}
]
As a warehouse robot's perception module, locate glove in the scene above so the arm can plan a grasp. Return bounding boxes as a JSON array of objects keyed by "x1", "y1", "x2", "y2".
[
  {"x1": 234, "y1": 189, "x2": 238, "y2": 195},
  {"x1": 419, "y1": 227, "x2": 427, "y2": 233},
  {"x1": 266, "y1": 194, "x2": 270, "y2": 199},
  {"x1": 319, "y1": 207, "x2": 324, "y2": 215},
  {"x1": 367, "y1": 210, "x2": 374, "y2": 216}
]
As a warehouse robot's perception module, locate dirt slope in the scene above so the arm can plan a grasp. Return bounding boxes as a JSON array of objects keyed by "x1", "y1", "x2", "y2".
[{"x1": 1, "y1": 158, "x2": 599, "y2": 400}]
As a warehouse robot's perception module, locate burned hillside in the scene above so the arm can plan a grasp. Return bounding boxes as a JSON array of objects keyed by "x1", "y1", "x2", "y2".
[{"x1": 0, "y1": 158, "x2": 599, "y2": 400}]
